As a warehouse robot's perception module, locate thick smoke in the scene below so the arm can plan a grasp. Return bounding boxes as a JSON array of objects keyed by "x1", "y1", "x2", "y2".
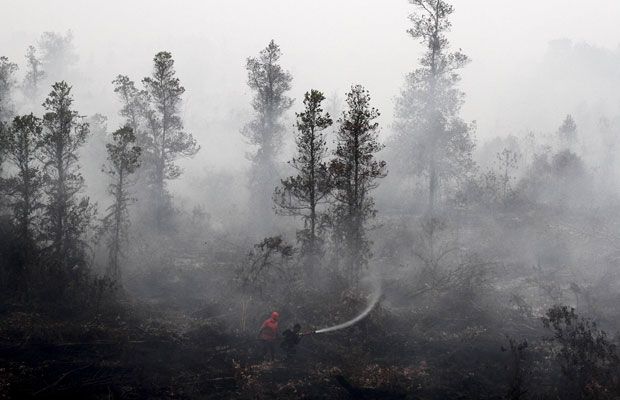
[{"x1": 1, "y1": 1, "x2": 620, "y2": 399}]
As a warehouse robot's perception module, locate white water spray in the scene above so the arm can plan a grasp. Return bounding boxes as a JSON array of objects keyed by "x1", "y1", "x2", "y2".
[{"x1": 314, "y1": 275, "x2": 381, "y2": 334}]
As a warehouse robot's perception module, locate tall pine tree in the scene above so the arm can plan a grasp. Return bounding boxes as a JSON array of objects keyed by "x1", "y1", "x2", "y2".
[
  {"x1": 141, "y1": 52, "x2": 199, "y2": 230},
  {"x1": 4, "y1": 114, "x2": 45, "y2": 247},
  {"x1": 112, "y1": 75, "x2": 147, "y2": 138},
  {"x1": 0, "y1": 56, "x2": 18, "y2": 124},
  {"x1": 558, "y1": 114, "x2": 577, "y2": 151},
  {"x1": 38, "y1": 31, "x2": 78, "y2": 83},
  {"x1": 102, "y1": 126, "x2": 141, "y2": 281},
  {"x1": 393, "y1": 0, "x2": 475, "y2": 213},
  {"x1": 243, "y1": 40, "x2": 293, "y2": 230},
  {"x1": 40, "y1": 81, "x2": 94, "y2": 276},
  {"x1": 329, "y1": 85, "x2": 386, "y2": 283},
  {"x1": 2, "y1": 114, "x2": 45, "y2": 292},
  {"x1": 22, "y1": 46, "x2": 45, "y2": 104},
  {"x1": 274, "y1": 90, "x2": 332, "y2": 269}
]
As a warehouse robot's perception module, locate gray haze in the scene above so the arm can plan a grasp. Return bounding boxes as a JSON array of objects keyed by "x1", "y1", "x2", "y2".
[
  {"x1": 4, "y1": 2, "x2": 620, "y2": 397},
  {"x1": 3, "y1": 0, "x2": 620, "y2": 229},
  {"x1": 3, "y1": 0, "x2": 620, "y2": 170}
]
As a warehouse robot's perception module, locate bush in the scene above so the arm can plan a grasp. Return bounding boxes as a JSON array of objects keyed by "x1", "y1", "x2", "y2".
[{"x1": 542, "y1": 305, "x2": 620, "y2": 399}]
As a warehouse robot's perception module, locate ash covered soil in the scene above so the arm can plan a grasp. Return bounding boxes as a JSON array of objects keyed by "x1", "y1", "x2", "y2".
[{"x1": 0, "y1": 294, "x2": 523, "y2": 400}]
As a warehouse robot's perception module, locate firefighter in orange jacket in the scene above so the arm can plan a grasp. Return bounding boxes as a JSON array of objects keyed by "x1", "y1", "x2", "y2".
[{"x1": 258, "y1": 311, "x2": 279, "y2": 360}]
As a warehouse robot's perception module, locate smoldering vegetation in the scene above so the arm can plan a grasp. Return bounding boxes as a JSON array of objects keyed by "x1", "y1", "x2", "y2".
[{"x1": 1, "y1": 1, "x2": 620, "y2": 399}]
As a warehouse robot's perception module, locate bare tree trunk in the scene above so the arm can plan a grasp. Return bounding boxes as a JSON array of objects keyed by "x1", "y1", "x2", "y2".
[
  {"x1": 429, "y1": 155, "x2": 438, "y2": 216},
  {"x1": 55, "y1": 138, "x2": 66, "y2": 271},
  {"x1": 109, "y1": 170, "x2": 124, "y2": 280}
]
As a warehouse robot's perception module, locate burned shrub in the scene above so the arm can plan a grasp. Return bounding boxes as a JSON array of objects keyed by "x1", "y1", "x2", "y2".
[
  {"x1": 237, "y1": 235, "x2": 298, "y2": 301},
  {"x1": 542, "y1": 305, "x2": 620, "y2": 399},
  {"x1": 502, "y1": 337, "x2": 529, "y2": 400}
]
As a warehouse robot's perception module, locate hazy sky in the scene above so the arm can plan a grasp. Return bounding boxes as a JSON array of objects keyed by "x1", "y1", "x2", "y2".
[{"x1": 3, "y1": 0, "x2": 620, "y2": 169}]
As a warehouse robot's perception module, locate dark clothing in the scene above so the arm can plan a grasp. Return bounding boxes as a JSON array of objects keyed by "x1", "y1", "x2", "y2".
[
  {"x1": 261, "y1": 339, "x2": 276, "y2": 361},
  {"x1": 281, "y1": 329, "x2": 302, "y2": 357}
]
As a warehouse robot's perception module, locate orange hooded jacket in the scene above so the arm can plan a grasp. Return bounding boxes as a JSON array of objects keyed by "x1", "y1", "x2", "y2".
[{"x1": 259, "y1": 311, "x2": 279, "y2": 341}]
